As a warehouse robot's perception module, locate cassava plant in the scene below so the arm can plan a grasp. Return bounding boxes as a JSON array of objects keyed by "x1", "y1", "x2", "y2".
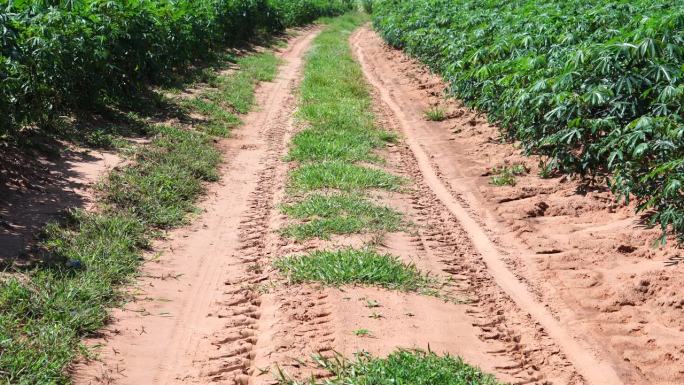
[{"x1": 372, "y1": 0, "x2": 684, "y2": 243}]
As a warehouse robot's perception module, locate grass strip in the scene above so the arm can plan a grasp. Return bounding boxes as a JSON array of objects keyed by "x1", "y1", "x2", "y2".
[
  {"x1": 288, "y1": 11, "x2": 400, "y2": 181},
  {"x1": 0, "y1": 48, "x2": 278, "y2": 384},
  {"x1": 289, "y1": 161, "x2": 403, "y2": 192},
  {"x1": 280, "y1": 193, "x2": 403, "y2": 240},
  {"x1": 105, "y1": 125, "x2": 221, "y2": 228},
  {"x1": 274, "y1": 248, "x2": 430, "y2": 291},
  {"x1": 287, "y1": 128, "x2": 389, "y2": 163},
  {"x1": 205, "y1": 53, "x2": 281, "y2": 114},
  {"x1": 179, "y1": 52, "x2": 280, "y2": 137},
  {"x1": 277, "y1": 350, "x2": 504, "y2": 385},
  {"x1": 283, "y1": 13, "x2": 403, "y2": 244}
]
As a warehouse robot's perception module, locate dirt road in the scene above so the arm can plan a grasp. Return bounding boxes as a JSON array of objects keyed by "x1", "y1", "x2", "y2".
[
  {"x1": 73, "y1": 27, "x2": 321, "y2": 385},
  {"x1": 74, "y1": 22, "x2": 683, "y2": 385}
]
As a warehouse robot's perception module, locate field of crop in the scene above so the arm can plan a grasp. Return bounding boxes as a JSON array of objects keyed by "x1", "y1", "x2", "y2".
[
  {"x1": 371, "y1": 0, "x2": 684, "y2": 242},
  {"x1": 0, "y1": 0, "x2": 352, "y2": 141}
]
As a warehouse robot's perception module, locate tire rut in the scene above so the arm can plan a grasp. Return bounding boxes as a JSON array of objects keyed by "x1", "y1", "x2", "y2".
[
  {"x1": 351, "y1": 25, "x2": 624, "y2": 385},
  {"x1": 201, "y1": 26, "x2": 336, "y2": 385},
  {"x1": 72, "y1": 27, "x2": 321, "y2": 385}
]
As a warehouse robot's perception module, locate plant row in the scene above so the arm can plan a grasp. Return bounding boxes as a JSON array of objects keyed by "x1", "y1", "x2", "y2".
[
  {"x1": 0, "y1": 0, "x2": 352, "y2": 140},
  {"x1": 372, "y1": 0, "x2": 684, "y2": 242}
]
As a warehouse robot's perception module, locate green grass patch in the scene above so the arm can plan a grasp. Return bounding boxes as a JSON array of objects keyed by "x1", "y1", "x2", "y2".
[
  {"x1": 237, "y1": 53, "x2": 281, "y2": 83},
  {"x1": 280, "y1": 193, "x2": 403, "y2": 240},
  {"x1": 274, "y1": 248, "x2": 430, "y2": 291},
  {"x1": 180, "y1": 52, "x2": 280, "y2": 137},
  {"x1": 0, "y1": 211, "x2": 147, "y2": 384},
  {"x1": 181, "y1": 97, "x2": 241, "y2": 137},
  {"x1": 287, "y1": 128, "x2": 387, "y2": 163},
  {"x1": 206, "y1": 52, "x2": 280, "y2": 114},
  {"x1": 105, "y1": 125, "x2": 221, "y2": 228},
  {"x1": 277, "y1": 350, "x2": 503, "y2": 385},
  {"x1": 289, "y1": 161, "x2": 403, "y2": 192}
]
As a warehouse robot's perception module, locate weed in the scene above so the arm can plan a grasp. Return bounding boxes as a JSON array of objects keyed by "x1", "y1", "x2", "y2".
[
  {"x1": 489, "y1": 164, "x2": 528, "y2": 187},
  {"x1": 365, "y1": 299, "x2": 380, "y2": 308},
  {"x1": 425, "y1": 107, "x2": 447, "y2": 121},
  {"x1": 276, "y1": 350, "x2": 502, "y2": 385},
  {"x1": 538, "y1": 158, "x2": 558, "y2": 179},
  {"x1": 353, "y1": 329, "x2": 372, "y2": 337},
  {"x1": 274, "y1": 248, "x2": 431, "y2": 291}
]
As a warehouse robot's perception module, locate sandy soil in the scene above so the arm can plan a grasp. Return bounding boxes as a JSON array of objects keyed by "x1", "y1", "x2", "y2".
[{"x1": 68, "y1": 22, "x2": 683, "y2": 385}]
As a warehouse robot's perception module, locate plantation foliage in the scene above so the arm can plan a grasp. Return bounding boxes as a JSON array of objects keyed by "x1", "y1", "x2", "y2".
[
  {"x1": 0, "y1": 0, "x2": 352, "y2": 137},
  {"x1": 372, "y1": 0, "x2": 684, "y2": 241}
]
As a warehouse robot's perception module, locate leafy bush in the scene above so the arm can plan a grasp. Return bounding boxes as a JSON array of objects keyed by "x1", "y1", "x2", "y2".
[
  {"x1": 373, "y1": 0, "x2": 684, "y2": 242},
  {"x1": 0, "y1": 0, "x2": 352, "y2": 139}
]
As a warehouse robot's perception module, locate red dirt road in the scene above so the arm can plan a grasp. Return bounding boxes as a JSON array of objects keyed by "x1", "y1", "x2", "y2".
[
  {"x1": 72, "y1": 24, "x2": 682, "y2": 385},
  {"x1": 72, "y1": 27, "x2": 321, "y2": 385}
]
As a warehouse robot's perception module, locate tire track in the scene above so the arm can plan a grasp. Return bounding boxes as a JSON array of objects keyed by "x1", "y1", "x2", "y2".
[
  {"x1": 369, "y1": 78, "x2": 580, "y2": 385},
  {"x1": 351, "y1": 26, "x2": 623, "y2": 385},
  {"x1": 198, "y1": 27, "x2": 323, "y2": 385},
  {"x1": 72, "y1": 27, "x2": 321, "y2": 385}
]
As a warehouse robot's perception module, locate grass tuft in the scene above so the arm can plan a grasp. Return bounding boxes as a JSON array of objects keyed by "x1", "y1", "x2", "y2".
[
  {"x1": 274, "y1": 248, "x2": 430, "y2": 291},
  {"x1": 424, "y1": 106, "x2": 447, "y2": 121},
  {"x1": 277, "y1": 350, "x2": 503, "y2": 385},
  {"x1": 280, "y1": 193, "x2": 403, "y2": 240}
]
